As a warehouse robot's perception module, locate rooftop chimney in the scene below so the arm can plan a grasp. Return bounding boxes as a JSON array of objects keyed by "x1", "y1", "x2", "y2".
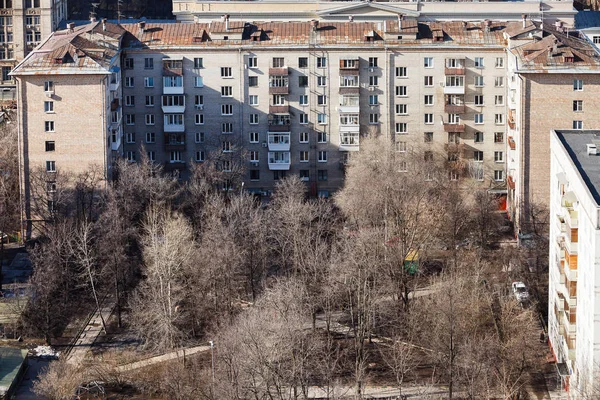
[
  {"x1": 522, "y1": 14, "x2": 527, "y2": 29},
  {"x1": 222, "y1": 14, "x2": 230, "y2": 31},
  {"x1": 138, "y1": 21, "x2": 146, "y2": 34},
  {"x1": 483, "y1": 19, "x2": 491, "y2": 33},
  {"x1": 348, "y1": 15, "x2": 354, "y2": 23},
  {"x1": 67, "y1": 22, "x2": 75, "y2": 32},
  {"x1": 102, "y1": 18, "x2": 107, "y2": 31},
  {"x1": 398, "y1": 14, "x2": 403, "y2": 30},
  {"x1": 311, "y1": 19, "x2": 319, "y2": 32},
  {"x1": 90, "y1": 14, "x2": 97, "y2": 23},
  {"x1": 587, "y1": 143, "x2": 597, "y2": 155}
]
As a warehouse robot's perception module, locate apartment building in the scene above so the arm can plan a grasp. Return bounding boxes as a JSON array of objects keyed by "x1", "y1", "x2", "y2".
[
  {"x1": 504, "y1": 20, "x2": 600, "y2": 233},
  {"x1": 548, "y1": 130, "x2": 600, "y2": 395},
  {"x1": 172, "y1": 0, "x2": 577, "y2": 26},
  {"x1": 11, "y1": 20, "x2": 126, "y2": 236},
  {"x1": 0, "y1": 0, "x2": 67, "y2": 91},
  {"x1": 120, "y1": 19, "x2": 509, "y2": 197}
]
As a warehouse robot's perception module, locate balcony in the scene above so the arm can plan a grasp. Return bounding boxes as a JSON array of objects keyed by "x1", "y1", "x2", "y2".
[
  {"x1": 161, "y1": 95, "x2": 186, "y2": 113},
  {"x1": 267, "y1": 132, "x2": 290, "y2": 151},
  {"x1": 268, "y1": 151, "x2": 291, "y2": 170},
  {"x1": 110, "y1": 98, "x2": 120, "y2": 111},
  {"x1": 443, "y1": 123, "x2": 465, "y2": 133},
  {"x1": 269, "y1": 105, "x2": 289, "y2": 114},
  {"x1": 339, "y1": 58, "x2": 360, "y2": 73},
  {"x1": 164, "y1": 133, "x2": 186, "y2": 151},
  {"x1": 268, "y1": 115, "x2": 291, "y2": 132},
  {"x1": 269, "y1": 67, "x2": 288, "y2": 76},
  {"x1": 110, "y1": 126, "x2": 121, "y2": 151},
  {"x1": 164, "y1": 123, "x2": 185, "y2": 133},
  {"x1": 340, "y1": 132, "x2": 360, "y2": 152},
  {"x1": 444, "y1": 104, "x2": 465, "y2": 114},
  {"x1": 443, "y1": 84, "x2": 465, "y2": 95},
  {"x1": 445, "y1": 67, "x2": 465, "y2": 75},
  {"x1": 163, "y1": 59, "x2": 183, "y2": 76},
  {"x1": 444, "y1": 142, "x2": 465, "y2": 153},
  {"x1": 269, "y1": 77, "x2": 289, "y2": 95},
  {"x1": 164, "y1": 161, "x2": 186, "y2": 172},
  {"x1": 109, "y1": 78, "x2": 120, "y2": 92},
  {"x1": 508, "y1": 136, "x2": 516, "y2": 150},
  {"x1": 508, "y1": 109, "x2": 516, "y2": 130}
]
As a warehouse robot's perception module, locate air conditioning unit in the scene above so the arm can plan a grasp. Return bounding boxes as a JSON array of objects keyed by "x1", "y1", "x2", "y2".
[
  {"x1": 195, "y1": 104, "x2": 204, "y2": 110},
  {"x1": 261, "y1": 142, "x2": 268, "y2": 148},
  {"x1": 368, "y1": 86, "x2": 375, "y2": 92}
]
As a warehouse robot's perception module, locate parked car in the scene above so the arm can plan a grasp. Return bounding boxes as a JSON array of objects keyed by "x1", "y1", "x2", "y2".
[{"x1": 512, "y1": 281, "x2": 530, "y2": 302}]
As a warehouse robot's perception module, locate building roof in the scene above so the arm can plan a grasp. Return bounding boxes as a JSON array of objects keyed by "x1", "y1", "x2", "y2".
[
  {"x1": 555, "y1": 130, "x2": 600, "y2": 206},
  {"x1": 121, "y1": 20, "x2": 508, "y2": 49},
  {"x1": 12, "y1": 21, "x2": 126, "y2": 76},
  {"x1": 510, "y1": 25, "x2": 600, "y2": 71},
  {"x1": 0, "y1": 347, "x2": 27, "y2": 396},
  {"x1": 575, "y1": 11, "x2": 600, "y2": 30}
]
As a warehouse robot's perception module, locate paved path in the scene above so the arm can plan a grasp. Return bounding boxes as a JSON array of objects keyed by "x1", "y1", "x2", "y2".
[
  {"x1": 67, "y1": 296, "x2": 116, "y2": 365},
  {"x1": 115, "y1": 344, "x2": 211, "y2": 372},
  {"x1": 304, "y1": 384, "x2": 454, "y2": 399}
]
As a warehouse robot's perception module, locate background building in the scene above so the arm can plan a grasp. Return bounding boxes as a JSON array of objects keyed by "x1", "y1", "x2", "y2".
[{"x1": 548, "y1": 129, "x2": 600, "y2": 395}]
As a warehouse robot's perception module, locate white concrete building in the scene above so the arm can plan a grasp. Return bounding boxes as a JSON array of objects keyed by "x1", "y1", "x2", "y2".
[{"x1": 548, "y1": 129, "x2": 600, "y2": 395}]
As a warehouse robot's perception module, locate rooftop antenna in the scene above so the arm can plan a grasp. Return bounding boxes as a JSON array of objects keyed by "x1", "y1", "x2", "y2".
[{"x1": 118, "y1": 0, "x2": 124, "y2": 24}]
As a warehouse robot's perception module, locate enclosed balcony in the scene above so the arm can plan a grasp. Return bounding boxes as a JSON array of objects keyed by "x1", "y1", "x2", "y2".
[
  {"x1": 163, "y1": 58, "x2": 183, "y2": 76},
  {"x1": 110, "y1": 98, "x2": 120, "y2": 111},
  {"x1": 339, "y1": 75, "x2": 360, "y2": 95},
  {"x1": 269, "y1": 66, "x2": 288, "y2": 76},
  {"x1": 445, "y1": 95, "x2": 465, "y2": 113},
  {"x1": 443, "y1": 76, "x2": 465, "y2": 95},
  {"x1": 162, "y1": 95, "x2": 186, "y2": 113},
  {"x1": 508, "y1": 109, "x2": 516, "y2": 130},
  {"x1": 268, "y1": 132, "x2": 291, "y2": 151},
  {"x1": 339, "y1": 113, "x2": 359, "y2": 128},
  {"x1": 270, "y1": 105, "x2": 289, "y2": 114},
  {"x1": 269, "y1": 76, "x2": 289, "y2": 95},
  {"x1": 508, "y1": 136, "x2": 516, "y2": 151},
  {"x1": 339, "y1": 131, "x2": 360, "y2": 152},
  {"x1": 445, "y1": 58, "x2": 466, "y2": 75},
  {"x1": 110, "y1": 126, "x2": 121, "y2": 151},
  {"x1": 163, "y1": 76, "x2": 184, "y2": 95},
  {"x1": 164, "y1": 133, "x2": 186, "y2": 151},
  {"x1": 268, "y1": 151, "x2": 291, "y2": 170},
  {"x1": 339, "y1": 95, "x2": 360, "y2": 113},
  {"x1": 339, "y1": 58, "x2": 360, "y2": 75},
  {"x1": 109, "y1": 73, "x2": 120, "y2": 92},
  {"x1": 268, "y1": 114, "x2": 291, "y2": 132},
  {"x1": 164, "y1": 114, "x2": 185, "y2": 132}
]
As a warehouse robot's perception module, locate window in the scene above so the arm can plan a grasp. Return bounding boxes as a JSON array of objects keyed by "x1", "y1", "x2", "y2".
[
  {"x1": 368, "y1": 95, "x2": 378, "y2": 106},
  {"x1": 318, "y1": 151, "x2": 327, "y2": 162},
  {"x1": 395, "y1": 123, "x2": 407, "y2": 134},
  {"x1": 124, "y1": 58, "x2": 134, "y2": 69},
  {"x1": 194, "y1": 58, "x2": 203, "y2": 69},
  {"x1": 300, "y1": 151, "x2": 309, "y2": 162},
  {"x1": 424, "y1": 57, "x2": 433, "y2": 68},
  {"x1": 249, "y1": 132, "x2": 259, "y2": 143},
  {"x1": 220, "y1": 67, "x2": 232, "y2": 78},
  {"x1": 299, "y1": 76, "x2": 308, "y2": 87},
  {"x1": 424, "y1": 114, "x2": 433, "y2": 124},
  {"x1": 368, "y1": 57, "x2": 378, "y2": 68},
  {"x1": 145, "y1": 114, "x2": 155, "y2": 125},
  {"x1": 170, "y1": 151, "x2": 182, "y2": 163},
  {"x1": 144, "y1": 77, "x2": 154, "y2": 88},
  {"x1": 299, "y1": 132, "x2": 309, "y2": 143},
  {"x1": 369, "y1": 76, "x2": 378, "y2": 86},
  {"x1": 125, "y1": 114, "x2": 135, "y2": 125},
  {"x1": 45, "y1": 141, "x2": 55, "y2": 152},
  {"x1": 396, "y1": 104, "x2": 407, "y2": 115},
  {"x1": 317, "y1": 113, "x2": 327, "y2": 125},
  {"x1": 474, "y1": 151, "x2": 483, "y2": 162},
  {"x1": 145, "y1": 96, "x2": 155, "y2": 107},
  {"x1": 396, "y1": 141, "x2": 407, "y2": 152},
  {"x1": 494, "y1": 151, "x2": 504, "y2": 163},
  {"x1": 494, "y1": 132, "x2": 504, "y2": 143},
  {"x1": 594, "y1": 36, "x2": 600, "y2": 44},
  {"x1": 494, "y1": 76, "x2": 504, "y2": 87},
  {"x1": 369, "y1": 113, "x2": 379, "y2": 124},
  {"x1": 399, "y1": 161, "x2": 408, "y2": 173},
  {"x1": 298, "y1": 57, "x2": 308, "y2": 68},
  {"x1": 396, "y1": 67, "x2": 407, "y2": 78},
  {"x1": 317, "y1": 76, "x2": 327, "y2": 87},
  {"x1": 495, "y1": 57, "x2": 504, "y2": 68},
  {"x1": 299, "y1": 95, "x2": 308, "y2": 105},
  {"x1": 318, "y1": 170, "x2": 328, "y2": 181},
  {"x1": 249, "y1": 95, "x2": 259, "y2": 106},
  {"x1": 300, "y1": 113, "x2": 308, "y2": 124},
  {"x1": 299, "y1": 170, "x2": 309, "y2": 181},
  {"x1": 126, "y1": 132, "x2": 135, "y2": 143},
  {"x1": 222, "y1": 104, "x2": 233, "y2": 115},
  {"x1": 222, "y1": 123, "x2": 233, "y2": 134},
  {"x1": 45, "y1": 121, "x2": 55, "y2": 132},
  {"x1": 474, "y1": 95, "x2": 484, "y2": 106},
  {"x1": 474, "y1": 57, "x2": 484, "y2": 68},
  {"x1": 495, "y1": 114, "x2": 504, "y2": 124},
  {"x1": 146, "y1": 151, "x2": 155, "y2": 162},
  {"x1": 573, "y1": 120, "x2": 583, "y2": 130},
  {"x1": 46, "y1": 160, "x2": 56, "y2": 172},
  {"x1": 195, "y1": 114, "x2": 204, "y2": 125},
  {"x1": 164, "y1": 114, "x2": 183, "y2": 127},
  {"x1": 424, "y1": 95, "x2": 434, "y2": 106},
  {"x1": 318, "y1": 95, "x2": 327, "y2": 105},
  {"x1": 249, "y1": 151, "x2": 259, "y2": 162},
  {"x1": 193, "y1": 132, "x2": 204, "y2": 143},
  {"x1": 125, "y1": 77, "x2": 134, "y2": 87},
  {"x1": 222, "y1": 141, "x2": 232, "y2": 153},
  {"x1": 317, "y1": 57, "x2": 326, "y2": 68},
  {"x1": 44, "y1": 81, "x2": 54, "y2": 93},
  {"x1": 194, "y1": 76, "x2": 204, "y2": 87},
  {"x1": 424, "y1": 132, "x2": 433, "y2": 142},
  {"x1": 494, "y1": 95, "x2": 504, "y2": 105},
  {"x1": 248, "y1": 56, "x2": 257, "y2": 68},
  {"x1": 573, "y1": 100, "x2": 583, "y2": 112},
  {"x1": 44, "y1": 101, "x2": 53, "y2": 113},
  {"x1": 474, "y1": 76, "x2": 484, "y2": 87},
  {"x1": 194, "y1": 95, "x2": 203, "y2": 107},
  {"x1": 144, "y1": 57, "x2": 154, "y2": 69},
  {"x1": 250, "y1": 114, "x2": 259, "y2": 124},
  {"x1": 146, "y1": 132, "x2": 156, "y2": 143},
  {"x1": 248, "y1": 76, "x2": 258, "y2": 87},
  {"x1": 424, "y1": 151, "x2": 433, "y2": 162},
  {"x1": 449, "y1": 114, "x2": 460, "y2": 124},
  {"x1": 318, "y1": 131, "x2": 328, "y2": 143},
  {"x1": 192, "y1": 151, "x2": 204, "y2": 163},
  {"x1": 474, "y1": 114, "x2": 483, "y2": 124},
  {"x1": 494, "y1": 170, "x2": 504, "y2": 182},
  {"x1": 396, "y1": 86, "x2": 407, "y2": 97},
  {"x1": 221, "y1": 86, "x2": 233, "y2": 97},
  {"x1": 250, "y1": 170, "x2": 260, "y2": 180},
  {"x1": 573, "y1": 79, "x2": 583, "y2": 91},
  {"x1": 449, "y1": 171, "x2": 459, "y2": 181},
  {"x1": 125, "y1": 95, "x2": 135, "y2": 106},
  {"x1": 474, "y1": 131, "x2": 484, "y2": 143}
]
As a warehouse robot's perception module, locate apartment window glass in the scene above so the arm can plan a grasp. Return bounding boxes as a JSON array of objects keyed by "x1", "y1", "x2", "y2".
[
  {"x1": 194, "y1": 76, "x2": 204, "y2": 87},
  {"x1": 248, "y1": 56, "x2": 257, "y2": 68},
  {"x1": 396, "y1": 141, "x2": 407, "y2": 152},
  {"x1": 494, "y1": 76, "x2": 504, "y2": 87},
  {"x1": 144, "y1": 77, "x2": 154, "y2": 88},
  {"x1": 474, "y1": 151, "x2": 483, "y2": 162},
  {"x1": 222, "y1": 123, "x2": 233, "y2": 134},
  {"x1": 494, "y1": 132, "x2": 504, "y2": 143},
  {"x1": 573, "y1": 120, "x2": 583, "y2": 129},
  {"x1": 222, "y1": 141, "x2": 232, "y2": 152},
  {"x1": 424, "y1": 132, "x2": 433, "y2": 142},
  {"x1": 318, "y1": 95, "x2": 327, "y2": 105},
  {"x1": 495, "y1": 95, "x2": 504, "y2": 105},
  {"x1": 249, "y1": 151, "x2": 259, "y2": 162},
  {"x1": 125, "y1": 77, "x2": 134, "y2": 87},
  {"x1": 249, "y1": 132, "x2": 259, "y2": 143},
  {"x1": 318, "y1": 170, "x2": 328, "y2": 181},
  {"x1": 298, "y1": 57, "x2": 308, "y2": 68},
  {"x1": 424, "y1": 95, "x2": 433, "y2": 106},
  {"x1": 144, "y1": 57, "x2": 154, "y2": 69},
  {"x1": 395, "y1": 123, "x2": 407, "y2": 134},
  {"x1": 368, "y1": 95, "x2": 378, "y2": 106},
  {"x1": 300, "y1": 113, "x2": 308, "y2": 124},
  {"x1": 45, "y1": 141, "x2": 55, "y2": 152},
  {"x1": 248, "y1": 95, "x2": 258, "y2": 106},
  {"x1": 145, "y1": 95, "x2": 155, "y2": 107},
  {"x1": 248, "y1": 76, "x2": 258, "y2": 87},
  {"x1": 396, "y1": 104, "x2": 407, "y2": 115},
  {"x1": 195, "y1": 132, "x2": 204, "y2": 143},
  {"x1": 396, "y1": 67, "x2": 407, "y2": 78},
  {"x1": 195, "y1": 114, "x2": 204, "y2": 125},
  {"x1": 474, "y1": 114, "x2": 483, "y2": 124},
  {"x1": 124, "y1": 58, "x2": 134, "y2": 69},
  {"x1": 369, "y1": 76, "x2": 378, "y2": 86},
  {"x1": 44, "y1": 101, "x2": 53, "y2": 113},
  {"x1": 424, "y1": 57, "x2": 433, "y2": 68},
  {"x1": 145, "y1": 114, "x2": 155, "y2": 125},
  {"x1": 369, "y1": 113, "x2": 379, "y2": 124},
  {"x1": 495, "y1": 57, "x2": 504, "y2": 68},
  {"x1": 318, "y1": 131, "x2": 328, "y2": 143},
  {"x1": 194, "y1": 95, "x2": 204, "y2": 107},
  {"x1": 317, "y1": 113, "x2": 327, "y2": 125},
  {"x1": 221, "y1": 67, "x2": 232, "y2": 77},
  {"x1": 125, "y1": 114, "x2": 135, "y2": 125},
  {"x1": 474, "y1": 76, "x2": 484, "y2": 87},
  {"x1": 221, "y1": 86, "x2": 233, "y2": 97},
  {"x1": 317, "y1": 76, "x2": 327, "y2": 87},
  {"x1": 495, "y1": 114, "x2": 504, "y2": 124},
  {"x1": 396, "y1": 86, "x2": 407, "y2": 97},
  {"x1": 272, "y1": 57, "x2": 285, "y2": 68},
  {"x1": 124, "y1": 95, "x2": 134, "y2": 107},
  {"x1": 45, "y1": 121, "x2": 55, "y2": 132},
  {"x1": 299, "y1": 76, "x2": 308, "y2": 87},
  {"x1": 46, "y1": 160, "x2": 56, "y2": 172},
  {"x1": 494, "y1": 170, "x2": 504, "y2": 181},
  {"x1": 250, "y1": 114, "x2": 259, "y2": 124},
  {"x1": 299, "y1": 151, "x2": 309, "y2": 162},
  {"x1": 424, "y1": 114, "x2": 433, "y2": 124},
  {"x1": 146, "y1": 132, "x2": 156, "y2": 143},
  {"x1": 573, "y1": 100, "x2": 583, "y2": 112},
  {"x1": 299, "y1": 132, "x2": 309, "y2": 143},
  {"x1": 299, "y1": 170, "x2": 309, "y2": 181},
  {"x1": 194, "y1": 58, "x2": 203, "y2": 68},
  {"x1": 494, "y1": 151, "x2": 504, "y2": 163},
  {"x1": 474, "y1": 131, "x2": 484, "y2": 143},
  {"x1": 299, "y1": 95, "x2": 308, "y2": 105},
  {"x1": 573, "y1": 79, "x2": 583, "y2": 91},
  {"x1": 318, "y1": 151, "x2": 327, "y2": 162},
  {"x1": 474, "y1": 95, "x2": 484, "y2": 106},
  {"x1": 474, "y1": 57, "x2": 484, "y2": 68},
  {"x1": 222, "y1": 104, "x2": 233, "y2": 115},
  {"x1": 368, "y1": 57, "x2": 378, "y2": 68},
  {"x1": 317, "y1": 57, "x2": 326, "y2": 68},
  {"x1": 147, "y1": 151, "x2": 155, "y2": 162}
]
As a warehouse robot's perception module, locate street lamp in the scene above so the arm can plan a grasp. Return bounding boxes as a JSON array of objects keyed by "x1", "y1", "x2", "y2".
[{"x1": 209, "y1": 340, "x2": 215, "y2": 382}]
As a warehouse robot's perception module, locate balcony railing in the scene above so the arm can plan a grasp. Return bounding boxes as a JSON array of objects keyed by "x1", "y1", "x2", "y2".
[
  {"x1": 268, "y1": 115, "x2": 291, "y2": 132},
  {"x1": 269, "y1": 105, "x2": 289, "y2": 114},
  {"x1": 268, "y1": 151, "x2": 291, "y2": 171},
  {"x1": 268, "y1": 132, "x2": 291, "y2": 151},
  {"x1": 444, "y1": 67, "x2": 465, "y2": 75},
  {"x1": 164, "y1": 161, "x2": 186, "y2": 172},
  {"x1": 508, "y1": 136, "x2": 516, "y2": 150},
  {"x1": 508, "y1": 109, "x2": 516, "y2": 129},
  {"x1": 443, "y1": 85, "x2": 465, "y2": 95},
  {"x1": 443, "y1": 123, "x2": 465, "y2": 133},
  {"x1": 444, "y1": 104, "x2": 465, "y2": 113},
  {"x1": 269, "y1": 67, "x2": 288, "y2": 76}
]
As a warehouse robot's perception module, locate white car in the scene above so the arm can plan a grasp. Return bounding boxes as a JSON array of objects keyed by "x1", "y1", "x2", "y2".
[{"x1": 512, "y1": 281, "x2": 530, "y2": 302}]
